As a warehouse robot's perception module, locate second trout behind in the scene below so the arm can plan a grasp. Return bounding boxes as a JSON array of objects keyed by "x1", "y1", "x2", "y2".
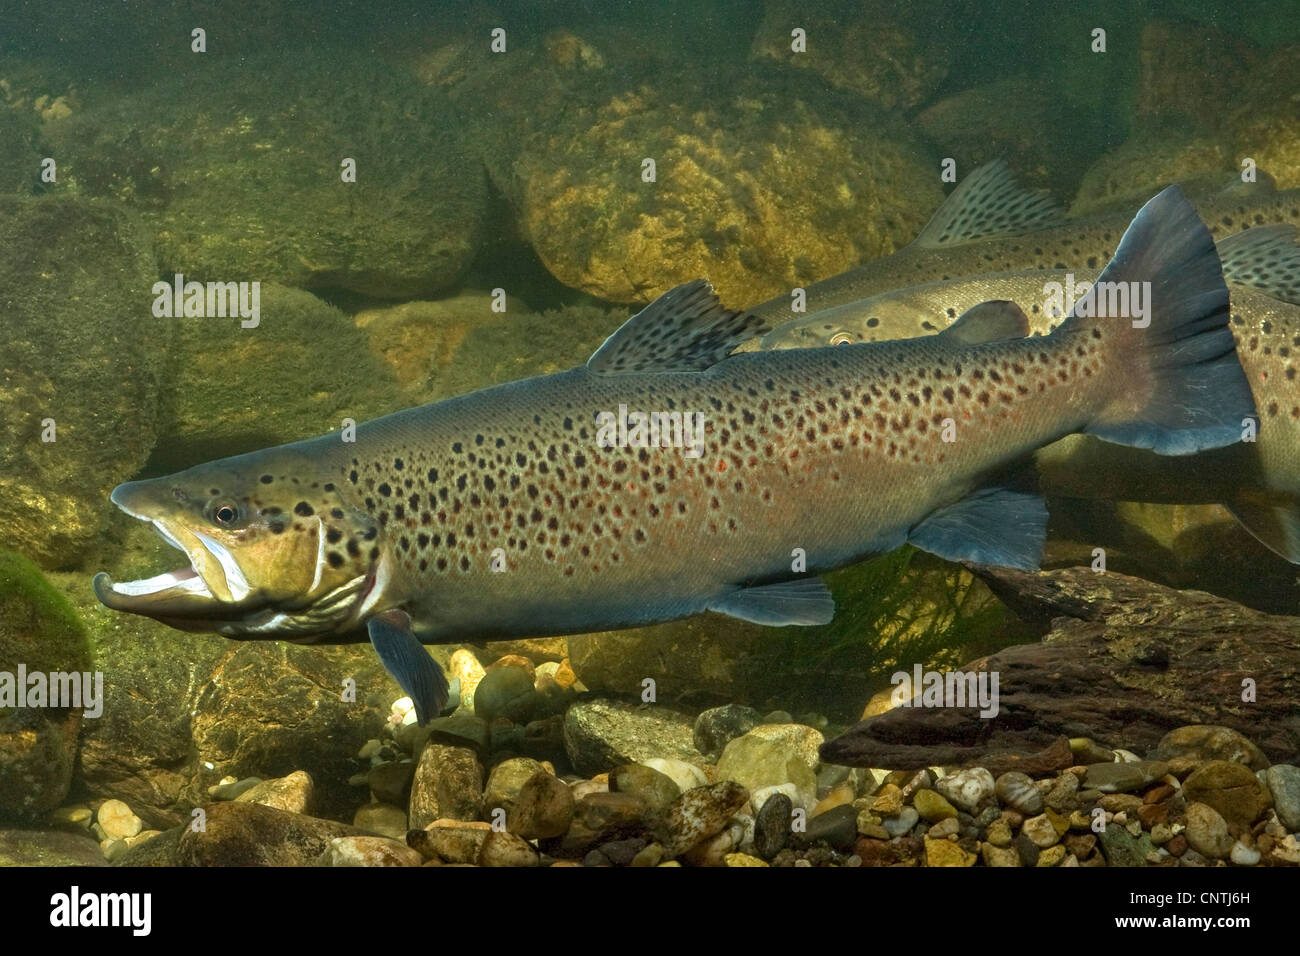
[{"x1": 94, "y1": 187, "x2": 1254, "y2": 723}]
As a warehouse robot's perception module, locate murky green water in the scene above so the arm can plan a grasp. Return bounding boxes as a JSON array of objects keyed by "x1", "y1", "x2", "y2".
[{"x1": 0, "y1": 0, "x2": 1296, "y2": 870}]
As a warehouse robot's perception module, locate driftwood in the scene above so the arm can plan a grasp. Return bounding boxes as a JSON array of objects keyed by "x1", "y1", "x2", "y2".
[{"x1": 820, "y1": 567, "x2": 1300, "y2": 769}]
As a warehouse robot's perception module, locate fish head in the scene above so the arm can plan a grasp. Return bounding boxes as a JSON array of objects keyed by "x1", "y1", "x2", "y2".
[{"x1": 93, "y1": 452, "x2": 382, "y2": 639}]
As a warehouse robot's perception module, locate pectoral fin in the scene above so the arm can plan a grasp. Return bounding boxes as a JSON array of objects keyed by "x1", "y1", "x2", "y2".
[
  {"x1": 367, "y1": 609, "x2": 449, "y2": 726},
  {"x1": 938, "y1": 300, "x2": 1030, "y2": 344},
  {"x1": 1226, "y1": 499, "x2": 1300, "y2": 563},
  {"x1": 709, "y1": 577, "x2": 835, "y2": 626},
  {"x1": 908, "y1": 485, "x2": 1047, "y2": 570}
]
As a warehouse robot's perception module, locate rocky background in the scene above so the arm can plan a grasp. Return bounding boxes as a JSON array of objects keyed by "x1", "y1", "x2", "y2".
[{"x1": 0, "y1": 0, "x2": 1298, "y2": 865}]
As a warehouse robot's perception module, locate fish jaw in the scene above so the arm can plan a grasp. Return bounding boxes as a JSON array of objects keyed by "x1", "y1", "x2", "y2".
[{"x1": 94, "y1": 465, "x2": 384, "y2": 640}]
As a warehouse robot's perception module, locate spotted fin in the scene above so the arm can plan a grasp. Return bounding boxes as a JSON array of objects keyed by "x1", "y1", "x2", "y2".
[
  {"x1": 913, "y1": 160, "x2": 1062, "y2": 248},
  {"x1": 1218, "y1": 224, "x2": 1300, "y2": 306},
  {"x1": 938, "y1": 300, "x2": 1030, "y2": 345},
  {"x1": 367, "y1": 609, "x2": 449, "y2": 726},
  {"x1": 709, "y1": 577, "x2": 835, "y2": 626},
  {"x1": 907, "y1": 485, "x2": 1047, "y2": 570},
  {"x1": 587, "y1": 280, "x2": 773, "y2": 374},
  {"x1": 1227, "y1": 499, "x2": 1300, "y2": 564}
]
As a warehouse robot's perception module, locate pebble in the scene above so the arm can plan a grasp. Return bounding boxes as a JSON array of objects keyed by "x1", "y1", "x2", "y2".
[
  {"x1": 610, "y1": 763, "x2": 681, "y2": 811},
  {"x1": 1022, "y1": 813, "x2": 1062, "y2": 848},
  {"x1": 357, "y1": 738, "x2": 383, "y2": 761},
  {"x1": 935, "y1": 767, "x2": 995, "y2": 813},
  {"x1": 985, "y1": 818, "x2": 1013, "y2": 847},
  {"x1": 1182, "y1": 760, "x2": 1270, "y2": 827},
  {"x1": 715, "y1": 724, "x2": 822, "y2": 811},
  {"x1": 927, "y1": 817, "x2": 959, "y2": 839},
  {"x1": 1152, "y1": 725, "x2": 1270, "y2": 770},
  {"x1": 754, "y1": 792, "x2": 792, "y2": 860},
  {"x1": 924, "y1": 836, "x2": 976, "y2": 867},
  {"x1": 913, "y1": 788, "x2": 958, "y2": 822},
  {"x1": 981, "y1": 843, "x2": 1020, "y2": 867},
  {"x1": 96, "y1": 799, "x2": 143, "y2": 840},
  {"x1": 597, "y1": 837, "x2": 647, "y2": 866},
  {"x1": 367, "y1": 760, "x2": 416, "y2": 806},
  {"x1": 1264, "y1": 765, "x2": 1300, "y2": 831},
  {"x1": 627, "y1": 843, "x2": 664, "y2": 867},
  {"x1": 48, "y1": 805, "x2": 92, "y2": 830},
  {"x1": 508, "y1": 770, "x2": 575, "y2": 840},
  {"x1": 1229, "y1": 840, "x2": 1261, "y2": 866},
  {"x1": 726, "y1": 852, "x2": 768, "y2": 867},
  {"x1": 881, "y1": 807, "x2": 919, "y2": 838},
  {"x1": 479, "y1": 830, "x2": 540, "y2": 867},
  {"x1": 209, "y1": 776, "x2": 262, "y2": 801},
  {"x1": 100, "y1": 839, "x2": 128, "y2": 862},
  {"x1": 811, "y1": 782, "x2": 855, "y2": 817},
  {"x1": 1184, "y1": 802, "x2": 1234, "y2": 859},
  {"x1": 641, "y1": 758, "x2": 708, "y2": 794},
  {"x1": 871, "y1": 783, "x2": 903, "y2": 815},
  {"x1": 318, "y1": 836, "x2": 423, "y2": 867},
  {"x1": 407, "y1": 820, "x2": 491, "y2": 863},
  {"x1": 1097, "y1": 825, "x2": 1155, "y2": 866},
  {"x1": 693, "y1": 704, "x2": 761, "y2": 758},
  {"x1": 994, "y1": 772, "x2": 1042, "y2": 815},
  {"x1": 353, "y1": 802, "x2": 409, "y2": 840},
  {"x1": 1037, "y1": 845, "x2": 1066, "y2": 867},
  {"x1": 408, "y1": 743, "x2": 484, "y2": 829},
  {"x1": 1069, "y1": 737, "x2": 1117, "y2": 764},
  {"x1": 794, "y1": 804, "x2": 858, "y2": 850},
  {"x1": 473, "y1": 665, "x2": 537, "y2": 723},
  {"x1": 484, "y1": 757, "x2": 549, "y2": 815},
  {"x1": 234, "y1": 770, "x2": 314, "y2": 814},
  {"x1": 664, "y1": 781, "x2": 748, "y2": 857},
  {"x1": 1083, "y1": 760, "x2": 1169, "y2": 793}
]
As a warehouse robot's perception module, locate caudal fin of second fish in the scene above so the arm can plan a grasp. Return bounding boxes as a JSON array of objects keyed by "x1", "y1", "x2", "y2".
[{"x1": 1058, "y1": 185, "x2": 1256, "y2": 456}]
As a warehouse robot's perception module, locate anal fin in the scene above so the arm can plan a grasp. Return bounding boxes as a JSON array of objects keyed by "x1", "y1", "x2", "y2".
[
  {"x1": 367, "y1": 609, "x2": 449, "y2": 725},
  {"x1": 709, "y1": 577, "x2": 835, "y2": 626},
  {"x1": 908, "y1": 485, "x2": 1047, "y2": 570}
]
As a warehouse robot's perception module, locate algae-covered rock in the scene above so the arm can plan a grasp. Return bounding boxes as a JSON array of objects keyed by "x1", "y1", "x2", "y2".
[
  {"x1": 0, "y1": 106, "x2": 39, "y2": 194},
  {"x1": 51, "y1": 567, "x2": 225, "y2": 829},
  {"x1": 0, "y1": 196, "x2": 164, "y2": 567},
  {"x1": 175, "y1": 802, "x2": 364, "y2": 866},
  {"x1": 916, "y1": 77, "x2": 1067, "y2": 191},
  {"x1": 1134, "y1": 19, "x2": 1257, "y2": 133},
  {"x1": 0, "y1": 829, "x2": 107, "y2": 866},
  {"x1": 749, "y1": 0, "x2": 948, "y2": 110},
  {"x1": 357, "y1": 297, "x2": 624, "y2": 406},
  {"x1": 46, "y1": 51, "x2": 486, "y2": 296},
  {"x1": 563, "y1": 699, "x2": 702, "y2": 776},
  {"x1": 1229, "y1": 45, "x2": 1300, "y2": 189},
  {"x1": 152, "y1": 283, "x2": 407, "y2": 471},
  {"x1": 1069, "y1": 131, "x2": 1233, "y2": 218},
  {"x1": 189, "y1": 641, "x2": 406, "y2": 822},
  {"x1": 0, "y1": 552, "x2": 91, "y2": 823},
  {"x1": 512, "y1": 75, "x2": 938, "y2": 307}
]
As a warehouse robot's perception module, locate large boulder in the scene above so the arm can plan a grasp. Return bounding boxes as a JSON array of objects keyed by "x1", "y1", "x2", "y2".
[
  {"x1": 47, "y1": 51, "x2": 486, "y2": 297},
  {"x1": 0, "y1": 196, "x2": 163, "y2": 567},
  {"x1": 0, "y1": 552, "x2": 91, "y2": 823}
]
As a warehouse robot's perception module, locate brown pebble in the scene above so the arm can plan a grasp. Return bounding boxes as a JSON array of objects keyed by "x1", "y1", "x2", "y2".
[
  {"x1": 1165, "y1": 833, "x2": 1188, "y2": 856},
  {"x1": 1143, "y1": 784, "x2": 1175, "y2": 804},
  {"x1": 1138, "y1": 803, "x2": 1168, "y2": 828}
]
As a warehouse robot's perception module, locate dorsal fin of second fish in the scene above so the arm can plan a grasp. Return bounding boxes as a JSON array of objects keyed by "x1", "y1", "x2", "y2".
[
  {"x1": 587, "y1": 279, "x2": 774, "y2": 373},
  {"x1": 913, "y1": 160, "x2": 1063, "y2": 247}
]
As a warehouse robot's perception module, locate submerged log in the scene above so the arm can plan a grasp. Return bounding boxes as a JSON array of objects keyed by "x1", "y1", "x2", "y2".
[{"x1": 820, "y1": 567, "x2": 1300, "y2": 769}]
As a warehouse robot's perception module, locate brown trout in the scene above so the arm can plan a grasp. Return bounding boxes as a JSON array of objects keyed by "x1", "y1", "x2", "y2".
[
  {"x1": 94, "y1": 188, "x2": 1254, "y2": 722},
  {"x1": 756, "y1": 227, "x2": 1300, "y2": 562},
  {"x1": 749, "y1": 160, "x2": 1300, "y2": 328}
]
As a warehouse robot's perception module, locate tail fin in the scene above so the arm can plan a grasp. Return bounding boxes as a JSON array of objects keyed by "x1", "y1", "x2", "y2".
[{"x1": 1059, "y1": 186, "x2": 1256, "y2": 456}]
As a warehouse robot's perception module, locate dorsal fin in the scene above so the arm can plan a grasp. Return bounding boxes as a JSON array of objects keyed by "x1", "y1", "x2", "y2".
[
  {"x1": 1218, "y1": 224, "x2": 1300, "y2": 305},
  {"x1": 587, "y1": 280, "x2": 773, "y2": 374},
  {"x1": 938, "y1": 300, "x2": 1030, "y2": 344},
  {"x1": 913, "y1": 160, "x2": 1063, "y2": 248}
]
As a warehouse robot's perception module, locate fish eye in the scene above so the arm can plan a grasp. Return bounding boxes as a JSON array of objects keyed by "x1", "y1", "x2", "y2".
[
  {"x1": 210, "y1": 501, "x2": 240, "y2": 526},
  {"x1": 829, "y1": 331, "x2": 854, "y2": 346}
]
